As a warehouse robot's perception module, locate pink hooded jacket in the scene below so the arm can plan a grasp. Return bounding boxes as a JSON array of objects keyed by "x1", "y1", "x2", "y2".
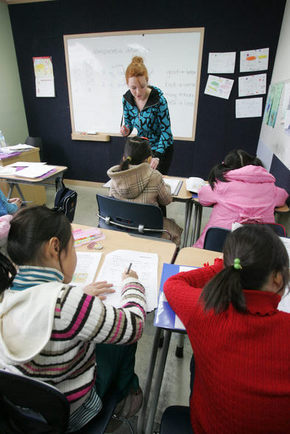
[{"x1": 194, "y1": 165, "x2": 288, "y2": 248}]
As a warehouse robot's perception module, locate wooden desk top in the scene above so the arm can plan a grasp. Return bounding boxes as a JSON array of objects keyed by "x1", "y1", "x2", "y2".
[
  {"x1": 73, "y1": 225, "x2": 177, "y2": 284},
  {"x1": 0, "y1": 165, "x2": 67, "y2": 183},
  {"x1": 175, "y1": 247, "x2": 222, "y2": 267}
]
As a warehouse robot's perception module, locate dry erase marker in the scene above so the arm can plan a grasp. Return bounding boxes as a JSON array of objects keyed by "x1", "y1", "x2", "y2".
[{"x1": 126, "y1": 263, "x2": 132, "y2": 274}]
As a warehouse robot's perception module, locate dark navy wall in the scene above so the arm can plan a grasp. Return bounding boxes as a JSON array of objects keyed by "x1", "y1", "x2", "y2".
[{"x1": 8, "y1": 0, "x2": 286, "y2": 182}]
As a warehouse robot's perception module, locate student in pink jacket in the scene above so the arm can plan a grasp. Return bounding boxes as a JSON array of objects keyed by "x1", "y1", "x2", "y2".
[{"x1": 194, "y1": 149, "x2": 288, "y2": 248}]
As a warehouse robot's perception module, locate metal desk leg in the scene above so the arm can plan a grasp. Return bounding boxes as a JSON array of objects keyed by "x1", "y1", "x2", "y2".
[
  {"x1": 195, "y1": 205, "x2": 203, "y2": 241},
  {"x1": 182, "y1": 201, "x2": 194, "y2": 248},
  {"x1": 137, "y1": 328, "x2": 162, "y2": 434},
  {"x1": 144, "y1": 329, "x2": 172, "y2": 434},
  {"x1": 190, "y1": 203, "x2": 199, "y2": 246},
  {"x1": 7, "y1": 182, "x2": 26, "y2": 201}
]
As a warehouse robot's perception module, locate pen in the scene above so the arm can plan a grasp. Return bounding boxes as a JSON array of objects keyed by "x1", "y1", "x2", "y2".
[{"x1": 126, "y1": 262, "x2": 132, "y2": 274}]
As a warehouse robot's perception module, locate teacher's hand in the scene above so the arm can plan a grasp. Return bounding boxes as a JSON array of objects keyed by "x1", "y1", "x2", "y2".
[
  {"x1": 120, "y1": 125, "x2": 130, "y2": 136},
  {"x1": 150, "y1": 157, "x2": 160, "y2": 170}
]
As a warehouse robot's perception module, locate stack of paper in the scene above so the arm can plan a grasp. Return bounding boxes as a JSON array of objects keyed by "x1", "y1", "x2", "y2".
[
  {"x1": 15, "y1": 164, "x2": 56, "y2": 178},
  {"x1": 97, "y1": 249, "x2": 158, "y2": 312}
]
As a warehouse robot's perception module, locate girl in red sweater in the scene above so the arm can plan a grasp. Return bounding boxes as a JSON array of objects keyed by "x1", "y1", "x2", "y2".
[{"x1": 164, "y1": 225, "x2": 290, "y2": 433}]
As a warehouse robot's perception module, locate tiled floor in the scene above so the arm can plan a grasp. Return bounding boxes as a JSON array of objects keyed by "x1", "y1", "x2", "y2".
[{"x1": 46, "y1": 183, "x2": 212, "y2": 433}]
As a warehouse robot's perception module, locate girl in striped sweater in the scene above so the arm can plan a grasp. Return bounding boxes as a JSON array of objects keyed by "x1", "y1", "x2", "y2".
[{"x1": 0, "y1": 206, "x2": 146, "y2": 432}]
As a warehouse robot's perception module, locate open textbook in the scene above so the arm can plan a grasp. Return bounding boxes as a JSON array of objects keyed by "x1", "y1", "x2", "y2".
[{"x1": 97, "y1": 249, "x2": 158, "y2": 312}]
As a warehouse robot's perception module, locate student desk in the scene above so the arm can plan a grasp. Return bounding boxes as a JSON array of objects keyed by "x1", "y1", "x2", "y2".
[
  {"x1": 138, "y1": 247, "x2": 220, "y2": 434},
  {"x1": 0, "y1": 165, "x2": 67, "y2": 204},
  {"x1": 73, "y1": 225, "x2": 177, "y2": 288},
  {"x1": 0, "y1": 147, "x2": 46, "y2": 204},
  {"x1": 163, "y1": 176, "x2": 193, "y2": 247}
]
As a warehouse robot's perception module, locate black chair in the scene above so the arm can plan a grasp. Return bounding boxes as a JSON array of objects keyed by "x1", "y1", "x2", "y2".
[
  {"x1": 160, "y1": 406, "x2": 193, "y2": 434},
  {"x1": 0, "y1": 370, "x2": 124, "y2": 434},
  {"x1": 263, "y1": 222, "x2": 287, "y2": 237},
  {"x1": 204, "y1": 224, "x2": 287, "y2": 253},
  {"x1": 203, "y1": 227, "x2": 230, "y2": 252},
  {"x1": 25, "y1": 136, "x2": 43, "y2": 160},
  {"x1": 96, "y1": 194, "x2": 171, "y2": 239}
]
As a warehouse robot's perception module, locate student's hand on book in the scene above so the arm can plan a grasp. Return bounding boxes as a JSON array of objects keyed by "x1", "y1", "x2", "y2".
[
  {"x1": 83, "y1": 281, "x2": 115, "y2": 300},
  {"x1": 122, "y1": 269, "x2": 138, "y2": 280},
  {"x1": 150, "y1": 157, "x2": 160, "y2": 170}
]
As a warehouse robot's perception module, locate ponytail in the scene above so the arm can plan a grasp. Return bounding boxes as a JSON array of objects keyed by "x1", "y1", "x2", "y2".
[
  {"x1": 200, "y1": 225, "x2": 289, "y2": 314},
  {"x1": 120, "y1": 156, "x2": 132, "y2": 171},
  {"x1": 208, "y1": 149, "x2": 264, "y2": 190},
  {"x1": 200, "y1": 266, "x2": 246, "y2": 313},
  {"x1": 0, "y1": 252, "x2": 16, "y2": 294},
  {"x1": 120, "y1": 136, "x2": 152, "y2": 171}
]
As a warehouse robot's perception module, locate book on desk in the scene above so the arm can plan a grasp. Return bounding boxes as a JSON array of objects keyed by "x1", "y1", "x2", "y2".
[{"x1": 154, "y1": 263, "x2": 196, "y2": 331}]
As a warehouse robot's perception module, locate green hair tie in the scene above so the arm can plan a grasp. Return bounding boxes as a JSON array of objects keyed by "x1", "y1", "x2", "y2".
[{"x1": 233, "y1": 258, "x2": 242, "y2": 270}]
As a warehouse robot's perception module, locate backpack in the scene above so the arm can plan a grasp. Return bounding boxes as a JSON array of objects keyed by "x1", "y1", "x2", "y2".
[{"x1": 54, "y1": 177, "x2": 77, "y2": 223}]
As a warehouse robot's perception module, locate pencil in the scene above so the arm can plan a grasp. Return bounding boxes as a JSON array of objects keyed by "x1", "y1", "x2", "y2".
[{"x1": 126, "y1": 263, "x2": 132, "y2": 274}]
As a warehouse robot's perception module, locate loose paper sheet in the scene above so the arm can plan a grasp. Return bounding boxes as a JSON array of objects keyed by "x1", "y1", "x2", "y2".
[
  {"x1": 97, "y1": 249, "x2": 158, "y2": 312},
  {"x1": 208, "y1": 52, "x2": 236, "y2": 74},
  {"x1": 204, "y1": 75, "x2": 234, "y2": 100},
  {"x1": 72, "y1": 251, "x2": 102, "y2": 287},
  {"x1": 235, "y1": 97, "x2": 263, "y2": 118},
  {"x1": 240, "y1": 48, "x2": 269, "y2": 72},
  {"x1": 238, "y1": 74, "x2": 266, "y2": 97},
  {"x1": 264, "y1": 82, "x2": 284, "y2": 128}
]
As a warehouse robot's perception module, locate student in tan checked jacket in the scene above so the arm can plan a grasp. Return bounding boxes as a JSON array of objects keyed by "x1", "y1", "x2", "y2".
[{"x1": 107, "y1": 136, "x2": 182, "y2": 245}]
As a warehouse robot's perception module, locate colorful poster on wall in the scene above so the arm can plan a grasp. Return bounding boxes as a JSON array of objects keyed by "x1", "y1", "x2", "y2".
[
  {"x1": 240, "y1": 48, "x2": 269, "y2": 72},
  {"x1": 208, "y1": 52, "x2": 236, "y2": 74},
  {"x1": 281, "y1": 82, "x2": 290, "y2": 136},
  {"x1": 264, "y1": 82, "x2": 284, "y2": 128},
  {"x1": 238, "y1": 73, "x2": 267, "y2": 97},
  {"x1": 33, "y1": 56, "x2": 55, "y2": 97},
  {"x1": 204, "y1": 75, "x2": 234, "y2": 99}
]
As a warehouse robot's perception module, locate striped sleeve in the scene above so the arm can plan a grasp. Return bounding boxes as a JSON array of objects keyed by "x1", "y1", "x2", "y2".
[{"x1": 52, "y1": 279, "x2": 146, "y2": 345}]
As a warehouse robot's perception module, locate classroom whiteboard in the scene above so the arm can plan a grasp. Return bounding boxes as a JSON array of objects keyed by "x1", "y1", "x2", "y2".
[{"x1": 64, "y1": 28, "x2": 204, "y2": 141}]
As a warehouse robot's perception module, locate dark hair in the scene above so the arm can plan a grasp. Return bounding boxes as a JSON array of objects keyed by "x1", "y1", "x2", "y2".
[
  {"x1": 7, "y1": 206, "x2": 72, "y2": 265},
  {"x1": 200, "y1": 225, "x2": 289, "y2": 314},
  {"x1": 208, "y1": 149, "x2": 264, "y2": 189},
  {"x1": 0, "y1": 252, "x2": 16, "y2": 295},
  {"x1": 120, "y1": 136, "x2": 152, "y2": 171}
]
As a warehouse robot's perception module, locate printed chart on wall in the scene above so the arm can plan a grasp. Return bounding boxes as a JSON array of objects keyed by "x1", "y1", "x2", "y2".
[{"x1": 64, "y1": 28, "x2": 204, "y2": 141}]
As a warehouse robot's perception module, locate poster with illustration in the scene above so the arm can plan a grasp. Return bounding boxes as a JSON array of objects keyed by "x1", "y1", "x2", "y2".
[
  {"x1": 204, "y1": 75, "x2": 234, "y2": 99},
  {"x1": 240, "y1": 48, "x2": 269, "y2": 72}
]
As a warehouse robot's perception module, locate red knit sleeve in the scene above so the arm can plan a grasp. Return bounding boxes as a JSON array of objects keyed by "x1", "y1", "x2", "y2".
[{"x1": 164, "y1": 258, "x2": 223, "y2": 326}]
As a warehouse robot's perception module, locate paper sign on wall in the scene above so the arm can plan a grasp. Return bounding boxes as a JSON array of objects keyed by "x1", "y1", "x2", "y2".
[
  {"x1": 208, "y1": 52, "x2": 236, "y2": 74},
  {"x1": 238, "y1": 74, "x2": 267, "y2": 97},
  {"x1": 240, "y1": 48, "x2": 269, "y2": 72},
  {"x1": 235, "y1": 97, "x2": 263, "y2": 118},
  {"x1": 204, "y1": 75, "x2": 234, "y2": 100},
  {"x1": 33, "y1": 56, "x2": 55, "y2": 97}
]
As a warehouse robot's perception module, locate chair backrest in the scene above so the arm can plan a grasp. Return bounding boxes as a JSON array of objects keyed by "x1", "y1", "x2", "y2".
[
  {"x1": 25, "y1": 136, "x2": 43, "y2": 160},
  {"x1": 96, "y1": 194, "x2": 169, "y2": 239},
  {"x1": 262, "y1": 223, "x2": 287, "y2": 237},
  {"x1": 203, "y1": 227, "x2": 230, "y2": 252},
  {"x1": 0, "y1": 370, "x2": 69, "y2": 433}
]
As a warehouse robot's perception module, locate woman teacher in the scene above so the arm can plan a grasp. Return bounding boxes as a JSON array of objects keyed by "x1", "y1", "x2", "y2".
[{"x1": 120, "y1": 56, "x2": 174, "y2": 175}]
